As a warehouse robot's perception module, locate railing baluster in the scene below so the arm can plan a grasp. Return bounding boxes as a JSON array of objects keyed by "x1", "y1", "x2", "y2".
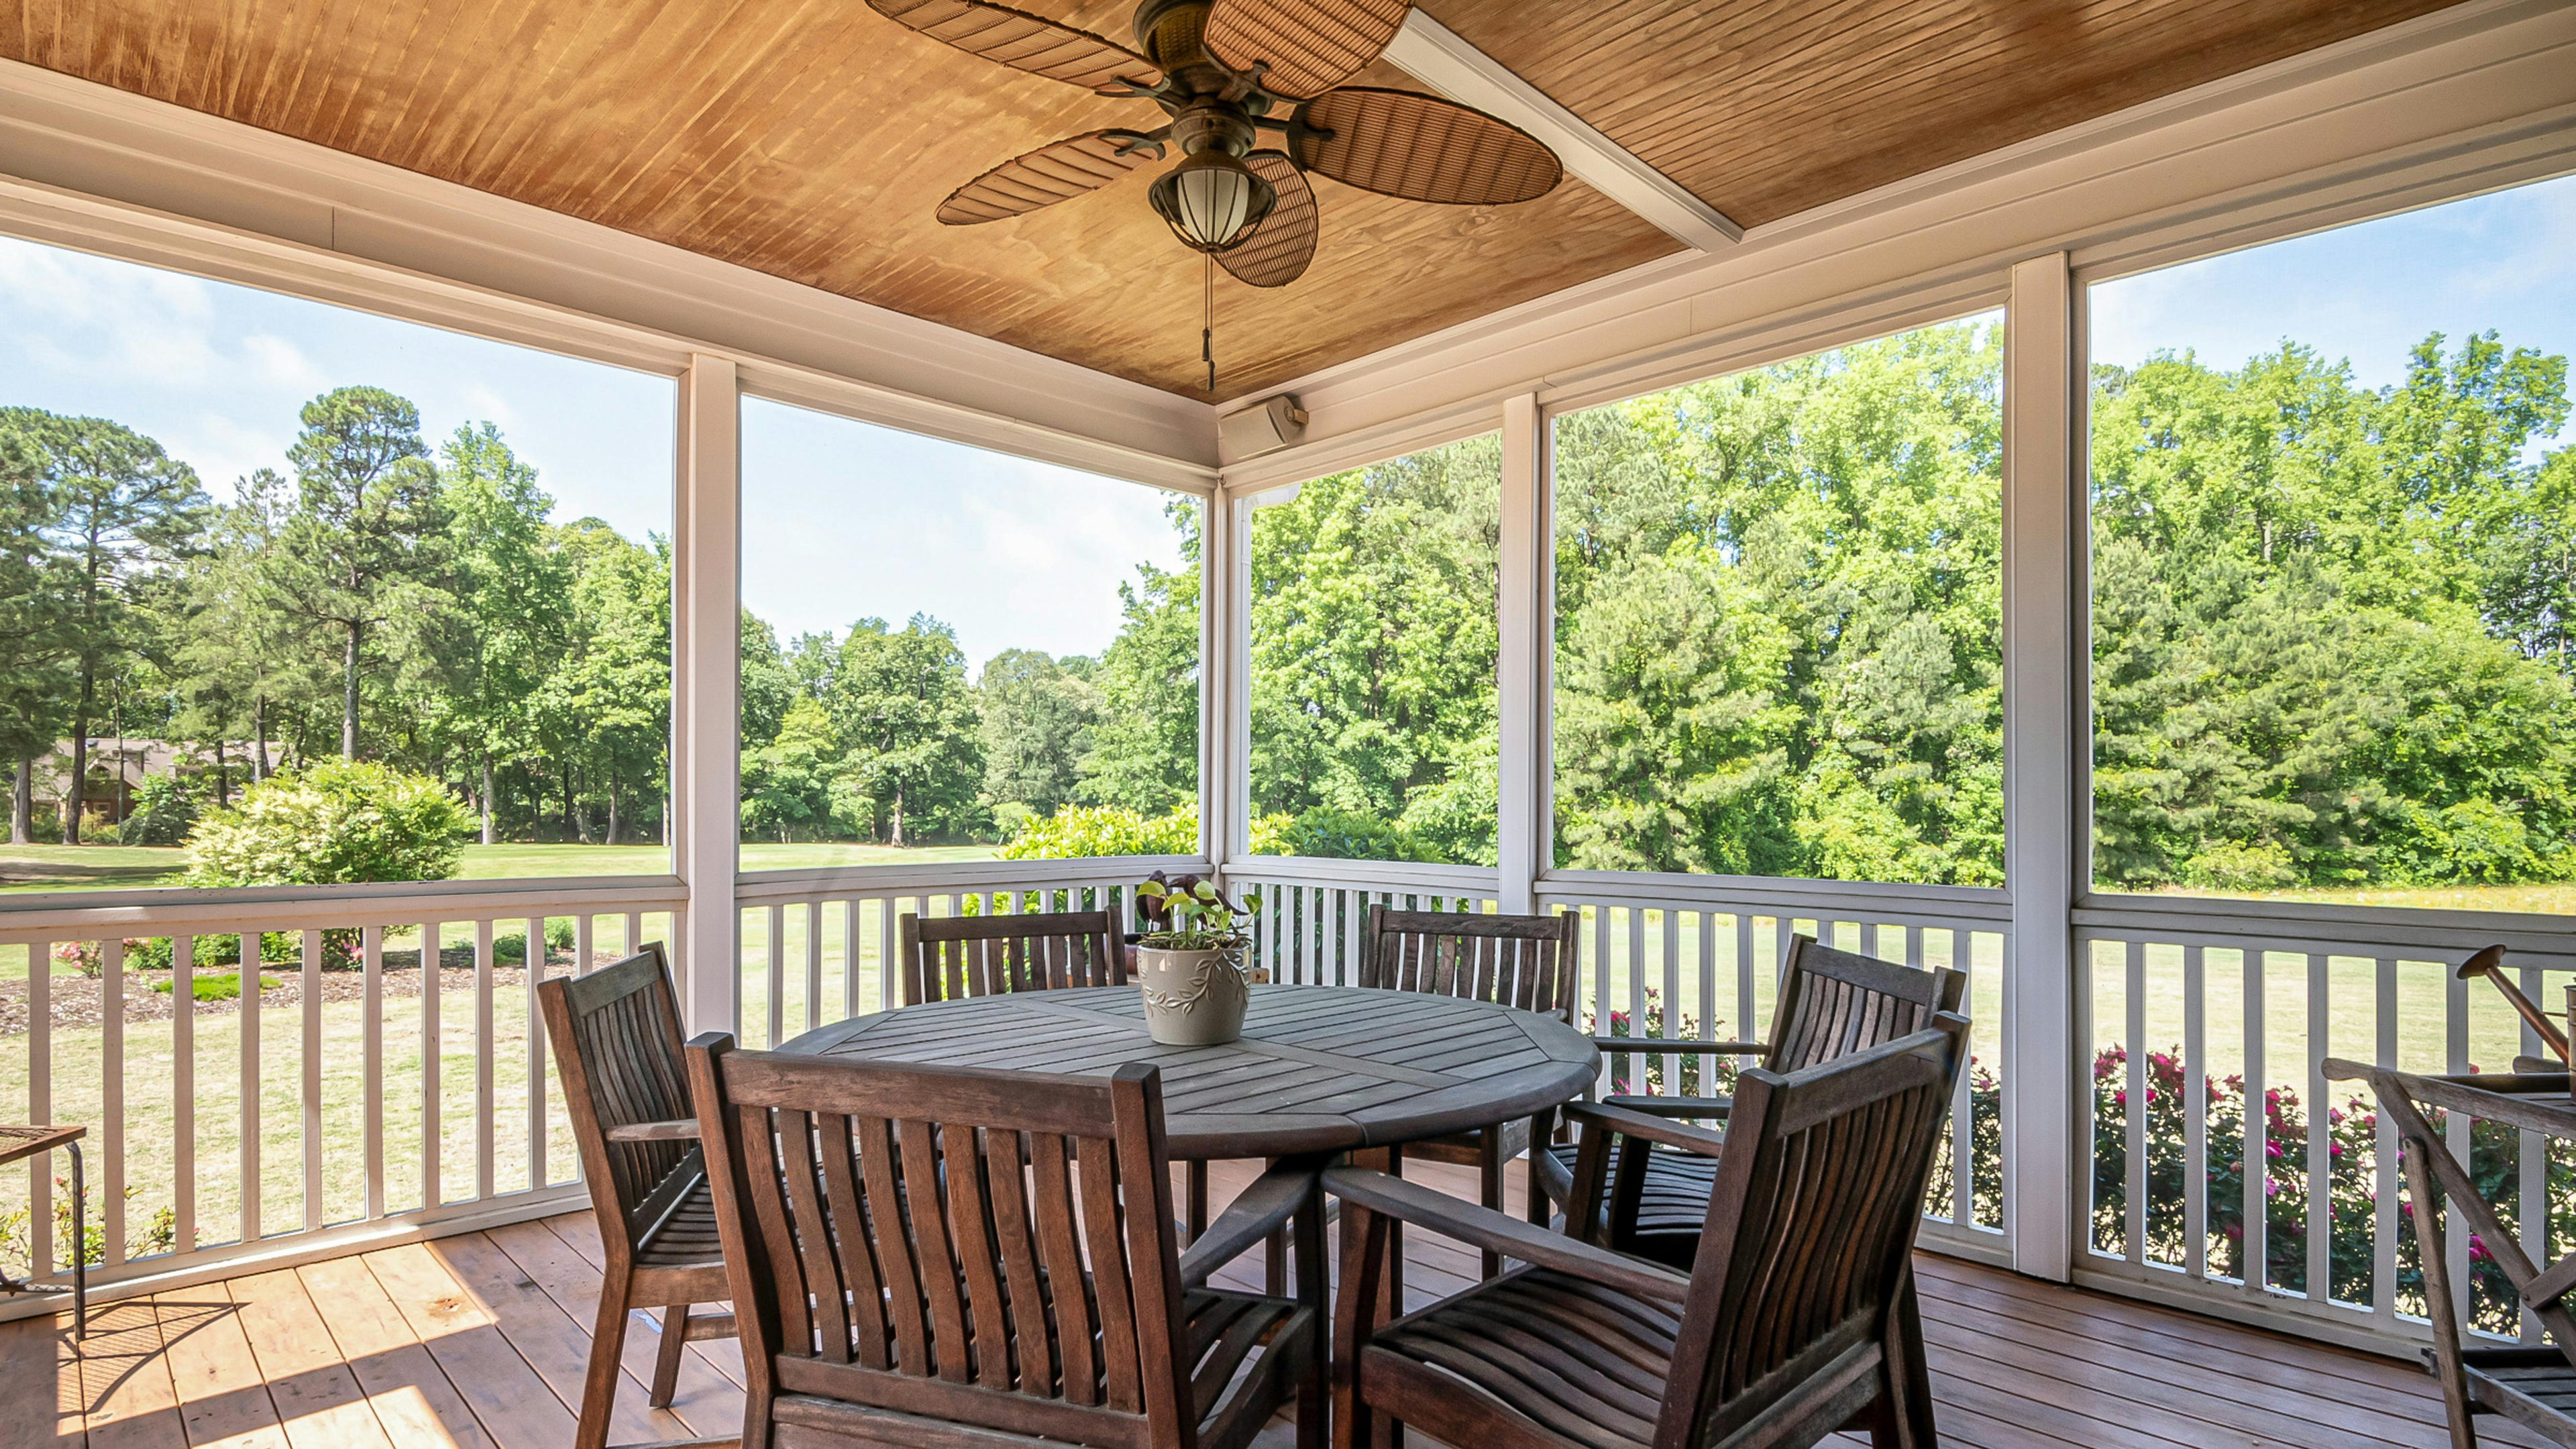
[
  {"x1": 1736, "y1": 913, "x2": 1756, "y2": 1042},
  {"x1": 363, "y1": 925, "x2": 384, "y2": 1220},
  {"x1": 475, "y1": 918, "x2": 495, "y2": 1201},
  {"x1": 240, "y1": 930, "x2": 260, "y2": 1244},
  {"x1": 2183, "y1": 944, "x2": 2206, "y2": 1282},
  {"x1": 806, "y1": 902, "x2": 824, "y2": 1034},
  {"x1": 2125, "y1": 939, "x2": 2145, "y2": 1267},
  {"x1": 102, "y1": 936, "x2": 125, "y2": 1266},
  {"x1": 766, "y1": 903, "x2": 786, "y2": 1049},
  {"x1": 2446, "y1": 957, "x2": 2471, "y2": 1327},
  {"x1": 29, "y1": 939, "x2": 50, "y2": 1278},
  {"x1": 840, "y1": 898, "x2": 863, "y2": 1021},
  {"x1": 422, "y1": 921, "x2": 441, "y2": 1210},
  {"x1": 1950, "y1": 929, "x2": 1974, "y2": 1227},
  {"x1": 173, "y1": 932, "x2": 195, "y2": 1255},
  {"x1": 2372, "y1": 955, "x2": 2398, "y2": 1323},
  {"x1": 2522, "y1": 957, "x2": 2548, "y2": 1344},
  {"x1": 2306, "y1": 953, "x2": 2329, "y2": 1304},
  {"x1": 2243, "y1": 949, "x2": 2265, "y2": 1297},
  {"x1": 526, "y1": 915, "x2": 546, "y2": 1191},
  {"x1": 1660, "y1": 908, "x2": 1680, "y2": 1093}
]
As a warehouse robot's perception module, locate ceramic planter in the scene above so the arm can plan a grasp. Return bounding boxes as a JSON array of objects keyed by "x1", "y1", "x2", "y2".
[{"x1": 1134, "y1": 943, "x2": 1250, "y2": 1046}]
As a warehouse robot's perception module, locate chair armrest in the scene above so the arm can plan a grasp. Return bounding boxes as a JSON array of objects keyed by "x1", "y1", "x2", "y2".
[
  {"x1": 1603, "y1": 1094, "x2": 1732, "y2": 1120},
  {"x1": 1591, "y1": 1037, "x2": 1766, "y2": 1057},
  {"x1": 604, "y1": 1119, "x2": 699, "y2": 1143},
  {"x1": 1563, "y1": 1100, "x2": 1727, "y2": 1157},
  {"x1": 2514, "y1": 1055, "x2": 2570, "y2": 1077},
  {"x1": 1179, "y1": 1162, "x2": 1320, "y2": 1288},
  {"x1": 1321, "y1": 1167, "x2": 1690, "y2": 1303}
]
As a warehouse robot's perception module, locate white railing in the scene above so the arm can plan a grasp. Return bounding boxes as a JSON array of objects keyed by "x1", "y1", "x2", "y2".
[
  {"x1": 729, "y1": 856, "x2": 1205, "y2": 1048},
  {"x1": 2072, "y1": 892, "x2": 2576, "y2": 1353},
  {"x1": 1227, "y1": 857, "x2": 2014, "y2": 1260},
  {"x1": 0, "y1": 877, "x2": 684, "y2": 1318}
]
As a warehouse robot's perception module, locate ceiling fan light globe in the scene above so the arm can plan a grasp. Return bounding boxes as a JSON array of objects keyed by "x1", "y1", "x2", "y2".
[{"x1": 1150, "y1": 150, "x2": 1277, "y2": 252}]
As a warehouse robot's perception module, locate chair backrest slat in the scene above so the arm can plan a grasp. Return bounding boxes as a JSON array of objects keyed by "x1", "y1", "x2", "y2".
[
  {"x1": 538, "y1": 944, "x2": 696, "y2": 1267},
  {"x1": 900, "y1": 908, "x2": 1127, "y2": 1006},
  {"x1": 1766, "y1": 936, "x2": 1965, "y2": 1075},
  {"x1": 1360, "y1": 907, "x2": 1580, "y2": 1024},
  {"x1": 689, "y1": 1042, "x2": 1196, "y2": 1446},
  {"x1": 1659, "y1": 1018, "x2": 1967, "y2": 1449}
]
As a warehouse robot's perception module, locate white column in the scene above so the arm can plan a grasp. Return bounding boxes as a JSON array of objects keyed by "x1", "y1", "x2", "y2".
[
  {"x1": 2001, "y1": 252, "x2": 2080, "y2": 1283},
  {"x1": 1202, "y1": 486, "x2": 1242, "y2": 869},
  {"x1": 672, "y1": 353, "x2": 741, "y2": 1035},
  {"x1": 1495, "y1": 392, "x2": 1546, "y2": 914}
]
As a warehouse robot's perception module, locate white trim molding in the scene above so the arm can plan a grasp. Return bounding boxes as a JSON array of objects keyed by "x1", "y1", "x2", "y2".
[
  {"x1": 1381, "y1": 11, "x2": 1742, "y2": 251},
  {"x1": 0, "y1": 57, "x2": 1218, "y2": 486}
]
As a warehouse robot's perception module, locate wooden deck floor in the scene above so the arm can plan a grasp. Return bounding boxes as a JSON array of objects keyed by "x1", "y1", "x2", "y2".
[{"x1": 0, "y1": 1160, "x2": 2536, "y2": 1449}]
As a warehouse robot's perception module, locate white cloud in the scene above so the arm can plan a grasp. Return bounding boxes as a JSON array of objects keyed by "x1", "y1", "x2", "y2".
[
  {"x1": 241, "y1": 333, "x2": 325, "y2": 392},
  {"x1": 0, "y1": 237, "x2": 226, "y2": 386}
]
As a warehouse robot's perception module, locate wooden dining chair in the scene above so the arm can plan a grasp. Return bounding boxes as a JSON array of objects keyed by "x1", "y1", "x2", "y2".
[
  {"x1": 684, "y1": 1036, "x2": 1328, "y2": 1449},
  {"x1": 896, "y1": 907, "x2": 1126, "y2": 1005},
  {"x1": 1538, "y1": 932, "x2": 1966, "y2": 1267},
  {"x1": 1327, "y1": 1016, "x2": 1968, "y2": 1449},
  {"x1": 536, "y1": 944, "x2": 735, "y2": 1449},
  {"x1": 1357, "y1": 906, "x2": 1579, "y2": 1275}
]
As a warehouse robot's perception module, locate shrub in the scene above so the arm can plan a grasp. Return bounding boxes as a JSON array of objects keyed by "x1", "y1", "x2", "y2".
[
  {"x1": 148, "y1": 971, "x2": 280, "y2": 1003},
  {"x1": 496, "y1": 918, "x2": 578, "y2": 967},
  {"x1": 114, "y1": 773, "x2": 197, "y2": 846},
  {"x1": 0, "y1": 1177, "x2": 180, "y2": 1275},
  {"x1": 997, "y1": 803, "x2": 1200, "y2": 859},
  {"x1": 184, "y1": 760, "x2": 470, "y2": 888},
  {"x1": 182, "y1": 761, "x2": 469, "y2": 967},
  {"x1": 1268, "y1": 807, "x2": 1442, "y2": 863}
]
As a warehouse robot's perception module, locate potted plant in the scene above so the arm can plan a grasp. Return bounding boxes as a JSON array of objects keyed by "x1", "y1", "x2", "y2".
[{"x1": 1132, "y1": 871, "x2": 1258, "y2": 1046}]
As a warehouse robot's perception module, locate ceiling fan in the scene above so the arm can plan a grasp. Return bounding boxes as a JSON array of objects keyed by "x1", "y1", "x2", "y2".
[{"x1": 868, "y1": 0, "x2": 1565, "y2": 382}]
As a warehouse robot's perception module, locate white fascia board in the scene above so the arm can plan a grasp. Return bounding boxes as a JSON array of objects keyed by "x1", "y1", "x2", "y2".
[
  {"x1": 0, "y1": 58, "x2": 1219, "y2": 487},
  {"x1": 1244, "y1": 0, "x2": 2576, "y2": 471},
  {"x1": 1380, "y1": 11, "x2": 1741, "y2": 251}
]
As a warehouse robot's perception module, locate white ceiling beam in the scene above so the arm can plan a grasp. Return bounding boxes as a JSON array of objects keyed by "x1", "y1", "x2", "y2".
[{"x1": 1380, "y1": 10, "x2": 1742, "y2": 251}]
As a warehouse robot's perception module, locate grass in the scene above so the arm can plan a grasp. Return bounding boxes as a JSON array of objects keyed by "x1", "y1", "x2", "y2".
[
  {"x1": 148, "y1": 971, "x2": 280, "y2": 1002},
  {"x1": 0, "y1": 839, "x2": 1004, "y2": 895}
]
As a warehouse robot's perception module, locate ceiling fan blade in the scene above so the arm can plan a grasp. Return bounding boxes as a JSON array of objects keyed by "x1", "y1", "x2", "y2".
[
  {"x1": 1202, "y1": 0, "x2": 1408, "y2": 101},
  {"x1": 869, "y1": 0, "x2": 1160, "y2": 94},
  {"x1": 1293, "y1": 87, "x2": 1561, "y2": 205},
  {"x1": 937, "y1": 130, "x2": 1161, "y2": 224},
  {"x1": 1219, "y1": 153, "x2": 1318, "y2": 288}
]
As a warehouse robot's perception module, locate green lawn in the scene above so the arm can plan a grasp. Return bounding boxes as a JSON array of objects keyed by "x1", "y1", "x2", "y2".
[{"x1": 0, "y1": 839, "x2": 1003, "y2": 896}]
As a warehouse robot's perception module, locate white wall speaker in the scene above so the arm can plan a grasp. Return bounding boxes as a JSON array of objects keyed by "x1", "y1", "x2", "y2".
[{"x1": 1220, "y1": 393, "x2": 1308, "y2": 460}]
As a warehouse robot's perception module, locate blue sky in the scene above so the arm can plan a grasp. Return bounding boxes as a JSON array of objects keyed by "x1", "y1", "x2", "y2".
[
  {"x1": 5, "y1": 168, "x2": 2569, "y2": 675},
  {"x1": 2089, "y1": 170, "x2": 2576, "y2": 454}
]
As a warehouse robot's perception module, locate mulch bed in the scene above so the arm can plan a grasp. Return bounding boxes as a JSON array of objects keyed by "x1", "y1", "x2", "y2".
[{"x1": 0, "y1": 947, "x2": 606, "y2": 1035}]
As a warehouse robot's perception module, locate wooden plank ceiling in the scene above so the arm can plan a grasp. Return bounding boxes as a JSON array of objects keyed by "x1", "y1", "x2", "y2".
[{"x1": 2, "y1": 0, "x2": 2459, "y2": 402}]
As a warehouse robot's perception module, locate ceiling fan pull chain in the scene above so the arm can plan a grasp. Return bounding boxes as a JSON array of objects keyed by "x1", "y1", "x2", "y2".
[{"x1": 1203, "y1": 251, "x2": 1217, "y2": 394}]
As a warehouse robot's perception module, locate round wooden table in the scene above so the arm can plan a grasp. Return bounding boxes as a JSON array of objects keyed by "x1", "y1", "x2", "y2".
[{"x1": 779, "y1": 983, "x2": 1598, "y2": 1160}]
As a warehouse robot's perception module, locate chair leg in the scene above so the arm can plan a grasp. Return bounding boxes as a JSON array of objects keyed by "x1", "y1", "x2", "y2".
[
  {"x1": 576, "y1": 1271, "x2": 633, "y2": 1449},
  {"x1": 1187, "y1": 1159, "x2": 1210, "y2": 1244},
  {"x1": 68, "y1": 1141, "x2": 85, "y2": 1342},
  {"x1": 1477, "y1": 1132, "x2": 1504, "y2": 1279},
  {"x1": 1265, "y1": 1157, "x2": 1289, "y2": 1298},
  {"x1": 1525, "y1": 1112, "x2": 1552, "y2": 1230},
  {"x1": 650, "y1": 1303, "x2": 691, "y2": 1408}
]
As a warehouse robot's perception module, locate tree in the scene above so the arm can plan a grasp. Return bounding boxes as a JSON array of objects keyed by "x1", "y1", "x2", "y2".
[
  {"x1": 1246, "y1": 440, "x2": 1501, "y2": 861},
  {"x1": 265, "y1": 387, "x2": 447, "y2": 761},
  {"x1": 0, "y1": 429, "x2": 69, "y2": 843},
  {"x1": 432, "y1": 425, "x2": 567, "y2": 843},
  {"x1": 1082, "y1": 500, "x2": 1203, "y2": 814},
  {"x1": 543, "y1": 522, "x2": 670, "y2": 845},
  {"x1": 977, "y1": 648, "x2": 1097, "y2": 821},
  {"x1": 0, "y1": 407, "x2": 207, "y2": 844},
  {"x1": 826, "y1": 615, "x2": 983, "y2": 845}
]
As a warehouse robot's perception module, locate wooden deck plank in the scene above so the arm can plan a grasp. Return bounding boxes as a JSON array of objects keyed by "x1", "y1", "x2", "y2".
[
  {"x1": 539, "y1": 1214, "x2": 749, "y2": 1391},
  {"x1": 147, "y1": 1291, "x2": 288, "y2": 1449},
  {"x1": 79, "y1": 1297, "x2": 188, "y2": 1449},
  {"x1": 420, "y1": 1230, "x2": 688, "y2": 1445},
  {"x1": 364, "y1": 1239, "x2": 580, "y2": 1449},
  {"x1": 292, "y1": 1254, "x2": 493, "y2": 1449},
  {"x1": 0, "y1": 1312, "x2": 86, "y2": 1449},
  {"x1": 482, "y1": 1218, "x2": 745, "y2": 1440},
  {"x1": 221, "y1": 1269, "x2": 394, "y2": 1449}
]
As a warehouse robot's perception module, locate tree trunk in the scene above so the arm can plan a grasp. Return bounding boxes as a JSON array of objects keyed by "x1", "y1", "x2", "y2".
[
  {"x1": 252, "y1": 693, "x2": 272, "y2": 782},
  {"x1": 561, "y1": 761, "x2": 576, "y2": 842},
  {"x1": 341, "y1": 622, "x2": 362, "y2": 760},
  {"x1": 11, "y1": 757, "x2": 31, "y2": 845},
  {"x1": 480, "y1": 756, "x2": 496, "y2": 846},
  {"x1": 213, "y1": 741, "x2": 230, "y2": 807},
  {"x1": 606, "y1": 782, "x2": 620, "y2": 846},
  {"x1": 62, "y1": 662, "x2": 93, "y2": 845},
  {"x1": 891, "y1": 782, "x2": 906, "y2": 849}
]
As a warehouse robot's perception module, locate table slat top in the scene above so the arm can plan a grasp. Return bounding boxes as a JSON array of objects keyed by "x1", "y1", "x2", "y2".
[{"x1": 783, "y1": 985, "x2": 1597, "y2": 1159}]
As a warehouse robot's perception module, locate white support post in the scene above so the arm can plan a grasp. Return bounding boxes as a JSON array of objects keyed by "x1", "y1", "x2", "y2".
[
  {"x1": 673, "y1": 352, "x2": 741, "y2": 1035},
  {"x1": 1203, "y1": 488, "x2": 1242, "y2": 873},
  {"x1": 2002, "y1": 252, "x2": 2080, "y2": 1283},
  {"x1": 1495, "y1": 392, "x2": 1546, "y2": 916}
]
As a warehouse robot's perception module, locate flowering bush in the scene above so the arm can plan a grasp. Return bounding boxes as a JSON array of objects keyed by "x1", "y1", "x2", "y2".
[{"x1": 2090, "y1": 1042, "x2": 2544, "y2": 1335}]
